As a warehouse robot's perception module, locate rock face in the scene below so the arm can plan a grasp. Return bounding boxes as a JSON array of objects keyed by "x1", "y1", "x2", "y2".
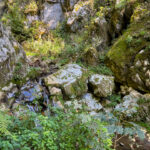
[
  {"x1": 89, "y1": 74, "x2": 115, "y2": 97},
  {"x1": 106, "y1": 13, "x2": 150, "y2": 93},
  {"x1": 67, "y1": 1, "x2": 91, "y2": 32},
  {"x1": 44, "y1": 64, "x2": 88, "y2": 99},
  {"x1": 0, "y1": 22, "x2": 26, "y2": 87},
  {"x1": 41, "y1": 2, "x2": 64, "y2": 30},
  {"x1": 93, "y1": 17, "x2": 110, "y2": 51}
]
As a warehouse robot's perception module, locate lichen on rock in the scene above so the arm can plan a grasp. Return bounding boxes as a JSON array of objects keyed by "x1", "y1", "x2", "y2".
[{"x1": 89, "y1": 74, "x2": 115, "y2": 97}]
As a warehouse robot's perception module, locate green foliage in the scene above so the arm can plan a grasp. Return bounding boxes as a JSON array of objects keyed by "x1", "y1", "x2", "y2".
[
  {"x1": 23, "y1": 38, "x2": 64, "y2": 57},
  {"x1": 12, "y1": 62, "x2": 25, "y2": 86},
  {"x1": 125, "y1": 35, "x2": 133, "y2": 45},
  {"x1": 115, "y1": 0, "x2": 127, "y2": 9},
  {"x1": 136, "y1": 122, "x2": 150, "y2": 133},
  {"x1": 0, "y1": 108, "x2": 112, "y2": 150},
  {"x1": 97, "y1": 111, "x2": 145, "y2": 141},
  {"x1": 27, "y1": 67, "x2": 41, "y2": 79},
  {"x1": 87, "y1": 64, "x2": 113, "y2": 76},
  {"x1": 1, "y1": 2, "x2": 31, "y2": 42},
  {"x1": 0, "y1": 112, "x2": 11, "y2": 136},
  {"x1": 106, "y1": 94, "x2": 122, "y2": 107}
]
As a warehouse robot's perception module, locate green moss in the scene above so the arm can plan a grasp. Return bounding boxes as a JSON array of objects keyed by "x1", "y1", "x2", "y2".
[{"x1": 107, "y1": 15, "x2": 150, "y2": 85}]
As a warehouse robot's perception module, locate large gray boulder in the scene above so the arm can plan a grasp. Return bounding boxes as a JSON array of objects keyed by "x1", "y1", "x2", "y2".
[
  {"x1": 0, "y1": 22, "x2": 26, "y2": 87},
  {"x1": 44, "y1": 64, "x2": 88, "y2": 99},
  {"x1": 41, "y1": 2, "x2": 64, "y2": 30},
  {"x1": 89, "y1": 74, "x2": 115, "y2": 97}
]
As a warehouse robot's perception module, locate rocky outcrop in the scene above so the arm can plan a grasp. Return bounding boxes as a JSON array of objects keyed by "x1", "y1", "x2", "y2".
[
  {"x1": 44, "y1": 64, "x2": 88, "y2": 99},
  {"x1": 106, "y1": 7, "x2": 150, "y2": 93},
  {"x1": 41, "y1": 2, "x2": 64, "y2": 29},
  {"x1": 89, "y1": 74, "x2": 115, "y2": 97},
  {"x1": 67, "y1": 1, "x2": 91, "y2": 32},
  {"x1": 0, "y1": 22, "x2": 26, "y2": 87}
]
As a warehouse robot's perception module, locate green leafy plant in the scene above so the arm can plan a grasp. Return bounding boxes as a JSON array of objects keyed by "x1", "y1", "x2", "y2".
[
  {"x1": 106, "y1": 94, "x2": 122, "y2": 107},
  {"x1": 0, "y1": 108, "x2": 113, "y2": 150}
]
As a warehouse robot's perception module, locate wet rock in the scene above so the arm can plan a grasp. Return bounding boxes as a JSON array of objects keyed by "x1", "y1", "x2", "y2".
[
  {"x1": 18, "y1": 81, "x2": 43, "y2": 102},
  {"x1": 41, "y1": 2, "x2": 64, "y2": 30},
  {"x1": 0, "y1": 22, "x2": 26, "y2": 87},
  {"x1": 44, "y1": 64, "x2": 88, "y2": 99},
  {"x1": 89, "y1": 74, "x2": 115, "y2": 97}
]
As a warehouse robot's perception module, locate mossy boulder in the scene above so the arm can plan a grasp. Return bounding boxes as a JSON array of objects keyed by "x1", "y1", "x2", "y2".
[
  {"x1": 44, "y1": 64, "x2": 88, "y2": 99},
  {"x1": 106, "y1": 11, "x2": 150, "y2": 92}
]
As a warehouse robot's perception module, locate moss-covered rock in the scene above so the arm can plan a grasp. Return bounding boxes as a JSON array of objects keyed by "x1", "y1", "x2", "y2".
[
  {"x1": 106, "y1": 6, "x2": 150, "y2": 92},
  {"x1": 44, "y1": 64, "x2": 88, "y2": 99}
]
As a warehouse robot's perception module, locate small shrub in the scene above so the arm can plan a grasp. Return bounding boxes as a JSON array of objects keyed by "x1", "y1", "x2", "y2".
[{"x1": 106, "y1": 94, "x2": 122, "y2": 107}]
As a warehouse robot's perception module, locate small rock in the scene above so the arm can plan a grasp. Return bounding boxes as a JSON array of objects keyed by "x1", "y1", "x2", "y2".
[
  {"x1": 89, "y1": 74, "x2": 115, "y2": 97},
  {"x1": 81, "y1": 93, "x2": 103, "y2": 111},
  {"x1": 50, "y1": 87, "x2": 62, "y2": 96}
]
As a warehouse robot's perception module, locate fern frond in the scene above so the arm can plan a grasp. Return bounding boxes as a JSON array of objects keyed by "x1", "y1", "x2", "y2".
[{"x1": 0, "y1": 112, "x2": 11, "y2": 136}]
